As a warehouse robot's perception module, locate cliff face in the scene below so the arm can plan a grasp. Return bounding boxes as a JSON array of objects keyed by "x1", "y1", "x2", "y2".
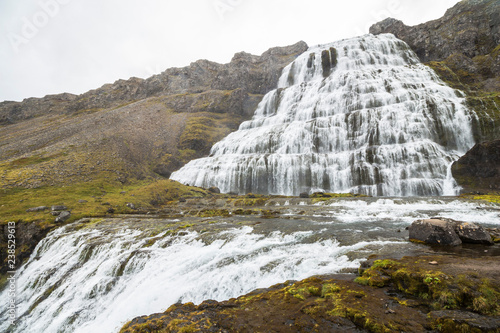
[
  {"x1": 370, "y1": 0, "x2": 500, "y2": 143},
  {"x1": 0, "y1": 41, "x2": 307, "y2": 125},
  {"x1": 0, "y1": 42, "x2": 307, "y2": 188},
  {"x1": 451, "y1": 140, "x2": 500, "y2": 193},
  {"x1": 370, "y1": 0, "x2": 500, "y2": 63}
]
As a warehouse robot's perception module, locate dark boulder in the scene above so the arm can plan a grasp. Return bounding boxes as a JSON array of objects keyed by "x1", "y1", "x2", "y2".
[
  {"x1": 409, "y1": 218, "x2": 493, "y2": 246},
  {"x1": 208, "y1": 186, "x2": 221, "y2": 194},
  {"x1": 409, "y1": 219, "x2": 462, "y2": 246},
  {"x1": 299, "y1": 192, "x2": 309, "y2": 198},
  {"x1": 454, "y1": 221, "x2": 494, "y2": 245}
]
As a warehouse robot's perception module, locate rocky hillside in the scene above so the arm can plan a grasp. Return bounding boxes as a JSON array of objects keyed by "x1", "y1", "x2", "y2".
[
  {"x1": 0, "y1": 42, "x2": 307, "y2": 189},
  {"x1": 370, "y1": 0, "x2": 500, "y2": 143}
]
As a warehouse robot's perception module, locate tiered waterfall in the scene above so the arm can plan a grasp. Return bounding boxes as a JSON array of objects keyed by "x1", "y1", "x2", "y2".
[{"x1": 171, "y1": 34, "x2": 475, "y2": 196}]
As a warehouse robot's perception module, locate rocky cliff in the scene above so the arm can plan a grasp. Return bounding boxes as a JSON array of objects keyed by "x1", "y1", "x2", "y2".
[
  {"x1": 0, "y1": 42, "x2": 307, "y2": 189},
  {"x1": 452, "y1": 139, "x2": 500, "y2": 193}
]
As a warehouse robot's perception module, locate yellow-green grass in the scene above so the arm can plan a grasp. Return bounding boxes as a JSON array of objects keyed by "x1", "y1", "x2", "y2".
[
  {"x1": 0, "y1": 178, "x2": 209, "y2": 226},
  {"x1": 471, "y1": 194, "x2": 500, "y2": 204}
]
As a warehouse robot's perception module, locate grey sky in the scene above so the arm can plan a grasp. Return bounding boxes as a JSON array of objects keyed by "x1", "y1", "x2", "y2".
[{"x1": 0, "y1": 0, "x2": 460, "y2": 102}]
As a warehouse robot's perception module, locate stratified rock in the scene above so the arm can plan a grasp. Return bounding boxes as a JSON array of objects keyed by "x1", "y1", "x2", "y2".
[
  {"x1": 26, "y1": 206, "x2": 48, "y2": 212},
  {"x1": 408, "y1": 219, "x2": 462, "y2": 246},
  {"x1": 451, "y1": 139, "x2": 500, "y2": 193},
  {"x1": 0, "y1": 41, "x2": 308, "y2": 125},
  {"x1": 370, "y1": 0, "x2": 500, "y2": 63},
  {"x1": 455, "y1": 221, "x2": 494, "y2": 245},
  {"x1": 55, "y1": 211, "x2": 71, "y2": 223}
]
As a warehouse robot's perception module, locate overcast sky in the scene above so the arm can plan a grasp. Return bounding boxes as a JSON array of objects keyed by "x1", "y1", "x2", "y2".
[{"x1": 0, "y1": 0, "x2": 461, "y2": 102}]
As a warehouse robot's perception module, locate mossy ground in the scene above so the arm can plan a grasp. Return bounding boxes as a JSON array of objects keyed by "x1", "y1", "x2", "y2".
[
  {"x1": 460, "y1": 193, "x2": 500, "y2": 204},
  {"x1": 0, "y1": 178, "x2": 210, "y2": 226}
]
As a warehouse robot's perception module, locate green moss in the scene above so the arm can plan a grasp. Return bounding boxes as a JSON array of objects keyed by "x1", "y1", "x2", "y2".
[
  {"x1": 471, "y1": 194, "x2": 500, "y2": 204},
  {"x1": 197, "y1": 209, "x2": 230, "y2": 217},
  {"x1": 321, "y1": 283, "x2": 341, "y2": 297}
]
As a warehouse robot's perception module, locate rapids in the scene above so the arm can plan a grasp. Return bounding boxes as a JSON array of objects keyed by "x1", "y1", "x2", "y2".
[{"x1": 1, "y1": 197, "x2": 499, "y2": 333}]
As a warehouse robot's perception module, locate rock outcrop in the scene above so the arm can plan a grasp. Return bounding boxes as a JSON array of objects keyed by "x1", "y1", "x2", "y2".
[
  {"x1": 452, "y1": 139, "x2": 500, "y2": 193},
  {"x1": 0, "y1": 41, "x2": 308, "y2": 126},
  {"x1": 369, "y1": 0, "x2": 500, "y2": 63},
  {"x1": 409, "y1": 218, "x2": 493, "y2": 246}
]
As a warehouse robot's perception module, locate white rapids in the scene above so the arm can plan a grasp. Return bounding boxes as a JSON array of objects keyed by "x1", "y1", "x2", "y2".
[
  {"x1": 1, "y1": 198, "x2": 499, "y2": 333},
  {"x1": 171, "y1": 34, "x2": 476, "y2": 196}
]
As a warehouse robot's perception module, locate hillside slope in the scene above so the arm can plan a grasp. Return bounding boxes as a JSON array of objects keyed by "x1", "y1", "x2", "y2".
[{"x1": 0, "y1": 42, "x2": 307, "y2": 190}]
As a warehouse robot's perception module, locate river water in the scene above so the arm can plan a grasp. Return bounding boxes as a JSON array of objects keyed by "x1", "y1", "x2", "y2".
[{"x1": 1, "y1": 197, "x2": 499, "y2": 333}]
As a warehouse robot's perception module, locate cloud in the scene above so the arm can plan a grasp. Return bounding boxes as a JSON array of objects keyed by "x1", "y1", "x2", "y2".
[{"x1": 0, "y1": 0, "x2": 460, "y2": 102}]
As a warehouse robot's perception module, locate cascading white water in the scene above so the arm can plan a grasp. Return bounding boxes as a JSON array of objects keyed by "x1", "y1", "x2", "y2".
[
  {"x1": 1, "y1": 198, "x2": 498, "y2": 333},
  {"x1": 171, "y1": 34, "x2": 475, "y2": 196}
]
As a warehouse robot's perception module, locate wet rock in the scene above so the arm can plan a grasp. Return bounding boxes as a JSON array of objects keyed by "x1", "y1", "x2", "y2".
[
  {"x1": 428, "y1": 310, "x2": 500, "y2": 332},
  {"x1": 208, "y1": 186, "x2": 220, "y2": 194},
  {"x1": 454, "y1": 221, "x2": 494, "y2": 245},
  {"x1": 299, "y1": 192, "x2": 309, "y2": 198},
  {"x1": 26, "y1": 206, "x2": 48, "y2": 212},
  {"x1": 409, "y1": 219, "x2": 462, "y2": 246},
  {"x1": 55, "y1": 211, "x2": 71, "y2": 223},
  {"x1": 409, "y1": 218, "x2": 494, "y2": 246},
  {"x1": 487, "y1": 228, "x2": 500, "y2": 243},
  {"x1": 52, "y1": 205, "x2": 68, "y2": 211}
]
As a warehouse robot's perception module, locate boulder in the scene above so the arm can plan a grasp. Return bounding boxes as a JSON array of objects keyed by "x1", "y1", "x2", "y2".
[
  {"x1": 26, "y1": 206, "x2": 48, "y2": 212},
  {"x1": 409, "y1": 219, "x2": 462, "y2": 246},
  {"x1": 299, "y1": 192, "x2": 309, "y2": 198},
  {"x1": 454, "y1": 222, "x2": 494, "y2": 245},
  {"x1": 55, "y1": 211, "x2": 71, "y2": 223},
  {"x1": 409, "y1": 218, "x2": 494, "y2": 246},
  {"x1": 52, "y1": 205, "x2": 68, "y2": 211},
  {"x1": 208, "y1": 186, "x2": 221, "y2": 194}
]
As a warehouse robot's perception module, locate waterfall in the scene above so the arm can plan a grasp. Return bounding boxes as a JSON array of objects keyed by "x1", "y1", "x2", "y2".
[{"x1": 171, "y1": 34, "x2": 475, "y2": 196}]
